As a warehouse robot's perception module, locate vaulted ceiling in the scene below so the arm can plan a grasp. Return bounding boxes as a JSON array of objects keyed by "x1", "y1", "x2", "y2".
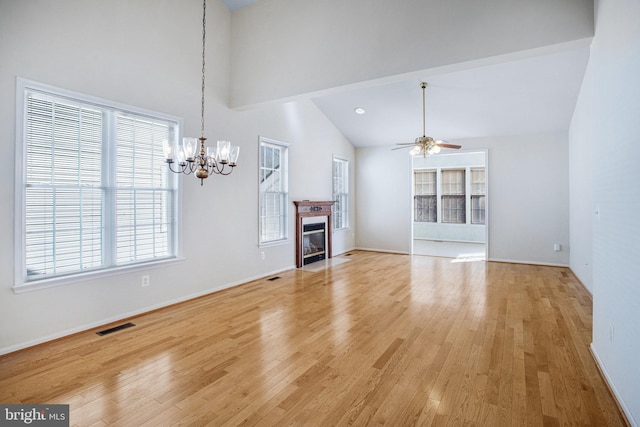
[
  {"x1": 221, "y1": 0, "x2": 592, "y2": 148},
  {"x1": 311, "y1": 47, "x2": 589, "y2": 147}
]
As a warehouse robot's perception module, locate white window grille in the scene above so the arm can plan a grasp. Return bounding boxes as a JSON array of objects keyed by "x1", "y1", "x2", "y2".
[
  {"x1": 414, "y1": 170, "x2": 437, "y2": 222},
  {"x1": 332, "y1": 157, "x2": 349, "y2": 230},
  {"x1": 441, "y1": 169, "x2": 465, "y2": 223},
  {"x1": 15, "y1": 79, "x2": 179, "y2": 290},
  {"x1": 470, "y1": 168, "x2": 486, "y2": 224},
  {"x1": 259, "y1": 137, "x2": 289, "y2": 244}
]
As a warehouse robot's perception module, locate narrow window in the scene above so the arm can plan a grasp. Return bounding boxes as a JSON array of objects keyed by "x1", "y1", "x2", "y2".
[
  {"x1": 259, "y1": 137, "x2": 289, "y2": 244},
  {"x1": 332, "y1": 157, "x2": 349, "y2": 230},
  {"x1": 470, "y1": 168, "x2": 486, "y2": 224},
  {"x1": 441, "y1": 169, "x2": 465, "y2": 223},
  {"x1": 414, "y1": 170, "x2": 437, "y2": 222}
]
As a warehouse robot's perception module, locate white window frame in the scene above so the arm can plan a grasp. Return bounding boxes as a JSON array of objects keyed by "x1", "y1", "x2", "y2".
[
  {"x1": 258, "y1": 136, "x2": 289, "y2": 245},
  {"x1": 14, "y1": 78, "x2": 182, "y2": 293},
  {"x1": 332, "y1": 156, "x2": 349, "y2": 230},
  {"x1": 441, "y1": 168, "x2": 466, "y2": 224},
  {"x1": 414, "y1": 169, "x2": 437, "y2": 223},
  {"x1": 470, "y1": 167, "x2": 486, "y2": 224}
]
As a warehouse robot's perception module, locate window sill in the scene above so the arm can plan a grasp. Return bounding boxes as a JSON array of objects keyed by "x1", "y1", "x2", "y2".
[
  {"x1": 258, "y1": 238, "x2": 290, "y2": 249},
  {"x1": 13, "y1": 257, "x2": 184, "y2": 294}
]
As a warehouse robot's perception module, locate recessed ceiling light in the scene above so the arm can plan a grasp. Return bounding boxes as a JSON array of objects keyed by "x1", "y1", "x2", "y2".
[{"x1": 354, "y1": 107, "x2": 366, "y2": 115}]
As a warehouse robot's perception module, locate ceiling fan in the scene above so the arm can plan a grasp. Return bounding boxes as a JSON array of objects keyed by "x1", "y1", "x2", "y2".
[{"x1": 393, "y1": 82, "x2": 461, "y2": 157}]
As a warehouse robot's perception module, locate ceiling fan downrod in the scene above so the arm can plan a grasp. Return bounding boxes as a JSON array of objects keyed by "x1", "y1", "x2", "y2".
[{"x1": 421, "y1": 82, "x2": 427, "y2": 137}]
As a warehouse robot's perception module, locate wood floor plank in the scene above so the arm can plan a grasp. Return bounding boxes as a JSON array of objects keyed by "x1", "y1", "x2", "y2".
[{"x1": 0, "y1": 251, "x2": 627, "y2": 426}]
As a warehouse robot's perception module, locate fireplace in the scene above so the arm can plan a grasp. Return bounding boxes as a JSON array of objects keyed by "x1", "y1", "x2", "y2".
[
  {"x1": 303, "y1": 222, "x2": 326, "y2": 265},
  {"x1": 294, "y1": 201, "x2": 334, "y2": 268}
]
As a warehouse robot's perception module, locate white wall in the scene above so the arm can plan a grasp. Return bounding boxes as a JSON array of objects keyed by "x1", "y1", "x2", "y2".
[
  {"x1": 569, "y1": 0, "x2": 640, "y2": 423},
  {"x1": 355, "y1": 147, "x2": 412, "y2": 254},
  {"x1": 0, "y1": 0, "x2": 355, "y2": 353},
  {"x1": 228, "y1": 0, "x2": 594, "y2": 107},
  {"x1": 356, "y1": 133, "x2": 570, "y2": 266}
]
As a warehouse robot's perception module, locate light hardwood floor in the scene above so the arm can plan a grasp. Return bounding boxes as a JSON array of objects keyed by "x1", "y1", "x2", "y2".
[{"x1": 0, "y1": 251, "x2": 627, "y2": 426}]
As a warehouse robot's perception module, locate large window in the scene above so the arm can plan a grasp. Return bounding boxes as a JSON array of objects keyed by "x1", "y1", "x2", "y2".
[
  {"x1": 15, "y1": 79, "x2": 179, "y2": 290},
  {"x1": 414, "y1": 170, "x2": 437, "y2": 222},
  {"x1": 332, "y1": 156, "x2": 349, "y2": 230},
  {"x1": 259, "y1": 137, "x2": 289, "y2": 244},
  {"x1": 441, "y1": 169, "x2": 466, "y2": 223},
  {"x1": 470, "y1": 168, "x2": 486, "y2": 224}
]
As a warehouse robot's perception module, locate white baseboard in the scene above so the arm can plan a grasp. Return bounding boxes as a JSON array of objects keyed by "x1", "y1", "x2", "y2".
[
  {"x1": 333, "y1": 247, "x2": 357, "y2": 257},
  {"x1": 413, "y1": 238, "x2": 485, "y2": 244},
  {"x1": 488, "y1": 257, "x2": 569, "y2": 268},
  {"x1": 0, "y1": 265, "x2": 296, "y2": 356},
  {"x1": 590, "y1": 344, "x2": 637, "y2": 427},
  {"x1": 354, "y1": 247, "x2": 410, "y2": 255}
]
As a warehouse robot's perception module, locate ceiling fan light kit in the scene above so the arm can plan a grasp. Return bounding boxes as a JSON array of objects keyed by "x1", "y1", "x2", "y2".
[{"x1": 393, "y1": 82, "x2": 461, "y2": 158}]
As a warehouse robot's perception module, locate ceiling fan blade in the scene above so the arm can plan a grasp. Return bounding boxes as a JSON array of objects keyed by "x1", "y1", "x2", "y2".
[
  {"x1": 395, "y1": 142, "x2": 417, "y2": 146},
  {"x1": 436, "y1": 142, "x2": 462, "y2": 149},
  {"x1": 391, "y1": 146, "x2": 414, "y2": 151}
]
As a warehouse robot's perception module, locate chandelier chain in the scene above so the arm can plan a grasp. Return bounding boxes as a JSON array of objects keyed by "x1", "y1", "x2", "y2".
[
  {"x1": 163, "y1": 0, "x2": 238, "y2": 185},
  {"x1": 201, "y1": 0, "x2": 206, "y2": 138}
]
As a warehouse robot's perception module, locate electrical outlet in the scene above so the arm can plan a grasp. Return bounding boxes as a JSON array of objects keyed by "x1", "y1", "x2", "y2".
[
  {"x1": 553, "y1": 243, "x2": 561, "y2": 252},
  {"x1": 141, "y1": 275, "x2": 150, "y2": 287},
  {"x1": 261, "y1": 251, "x2": 265, "y2": 260}
]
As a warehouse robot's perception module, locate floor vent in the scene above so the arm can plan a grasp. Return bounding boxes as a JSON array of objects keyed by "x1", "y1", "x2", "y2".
[
  {"x1": 345, "y1": 253, "x2": 352, "y2": 256},
  {"x1": 96, "y1": 322, "x2": 136, "y2": 336},
  {"x1": 267, "y1": 276, "x2": 281, "y2": 281}
]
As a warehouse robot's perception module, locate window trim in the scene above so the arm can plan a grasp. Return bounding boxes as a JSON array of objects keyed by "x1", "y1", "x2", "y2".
[
  {"x1": 14, "y1": 78, "x2": 183, "y2": 293},
  {"x1": 414, "y1": 169, "x2": 437, "y2": 223},
  {"x1": 440, "y1": 168, "x2": 466, "y2": 224},
  {"x1": 413, "y1": 165, "x2": 487, "y2": 227},
  {"x1": 470, "y1": 167, "x2": 486, "y2": 225},
  {"x1": 332, "y1": 155, "x2": 350, "y2": 231},
  {"x1": 258, "y1": 136, "x2": 289, "y2": 246}
]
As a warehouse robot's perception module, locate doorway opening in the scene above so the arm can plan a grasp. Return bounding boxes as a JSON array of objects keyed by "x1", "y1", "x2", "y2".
[{"x1": 411, "y1": 150, "x2": 488, "y2": 261}]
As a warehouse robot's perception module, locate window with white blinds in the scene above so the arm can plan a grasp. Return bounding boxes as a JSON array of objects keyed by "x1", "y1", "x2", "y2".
[
  {"x1": 332, "y1": 157, "x2": 349, "y2": 230},
  {"x1": 470, "y1": 168, "x2": 486, "y2": 224},
  {"x1": 414, "y1": 170, "x2": 437, "y2": 222},
  {"x1": 16, "y1": 80, "x2": 179, "y2": 289},
  {"x1": 441, "y1": 169, "x2": 465, "y2": 223},
  {"x1": 259, "y1": 137, "x2": 288, "y2": 244}
]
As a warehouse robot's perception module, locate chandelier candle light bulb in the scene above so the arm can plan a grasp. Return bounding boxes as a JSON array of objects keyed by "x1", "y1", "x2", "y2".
[{"x1": 217, "y1": 140, "x2": 231, "y2": 164}]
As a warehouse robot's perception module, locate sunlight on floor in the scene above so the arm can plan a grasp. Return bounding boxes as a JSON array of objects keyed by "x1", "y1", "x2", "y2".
[{"x1": 413, "y1": 240, "x2": 486, "y2": 262}]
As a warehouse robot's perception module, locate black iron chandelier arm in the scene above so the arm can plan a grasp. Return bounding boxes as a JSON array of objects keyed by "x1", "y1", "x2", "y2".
[
  {"x1": 210, "y1": 163, "x2": 235, "y2": 176},
  {"x1": 167, "y1": 160, "x2": 195, "y2": 175}
]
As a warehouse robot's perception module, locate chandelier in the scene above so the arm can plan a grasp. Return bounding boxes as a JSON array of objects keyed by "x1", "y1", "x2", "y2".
[{"x1": 163, "y1": 0, "x2": 239, "y2": 185}]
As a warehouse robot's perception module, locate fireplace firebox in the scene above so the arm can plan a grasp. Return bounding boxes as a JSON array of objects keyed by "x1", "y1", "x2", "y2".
[{"x1": 303, "y1": 223, "x2": 326, "y2": 265}]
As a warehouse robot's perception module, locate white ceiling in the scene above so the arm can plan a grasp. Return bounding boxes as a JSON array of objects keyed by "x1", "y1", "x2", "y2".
[
  {"x1": 221, "y1": 0, "x2": 590, "y2": 149},
  {"x1": 311, "y1": 47, "x2": 590, "y2": 148}
]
